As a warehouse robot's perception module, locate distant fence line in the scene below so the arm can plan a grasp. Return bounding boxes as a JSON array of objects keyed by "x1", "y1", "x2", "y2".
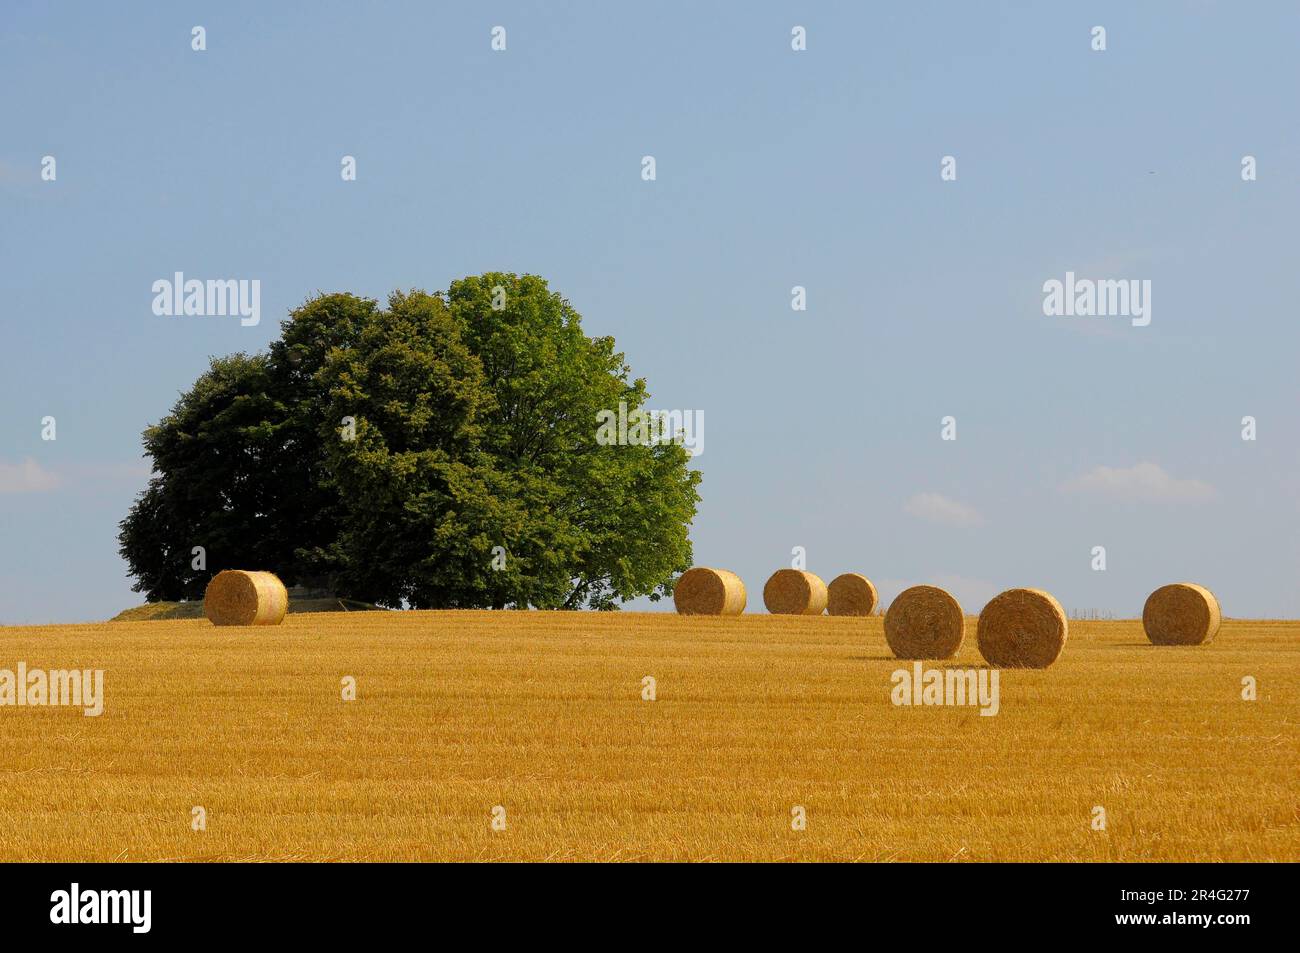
[{"x1": 1067, "y1": 608, "x2": 1117, "y2": 620}]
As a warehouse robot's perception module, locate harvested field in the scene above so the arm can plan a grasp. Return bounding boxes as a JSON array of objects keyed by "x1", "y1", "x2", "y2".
[{"x1": 0, "y1": 612, "x2": 1294, "y2": 861}]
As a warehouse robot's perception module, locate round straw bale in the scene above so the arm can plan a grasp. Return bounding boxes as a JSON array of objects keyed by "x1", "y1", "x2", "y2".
[
  {"x1": 673, "y1": 567, "x2": 746, "y2": 615},
  {"x1": 204, "y1": 570, "x2": 289, "y2": 626},
  {"x1": 763, "y1": 569, "x2": 828, "y2": 615},
  {"x1": 883, "y1": 585, "x2": 964, "y2": 659},
  {"x1": 1142, "y1": 583, "x2": 1220, "y2": 646},
  {"x1": 827, "y1": 573, "x2": 879, "y2": 616},
  {"x1": 976, "y1": 588, "x2": 1067, "y2": 668}
]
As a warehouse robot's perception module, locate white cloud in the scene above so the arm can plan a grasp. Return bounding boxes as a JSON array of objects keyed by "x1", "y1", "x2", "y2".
[
  {"x1": 903, "y1": 492, "x2": 986, "y2": 528},
  {"x1": 1060, "y1": 462, "x2": 1214, "y2": 504},
  {"x1": 0, "y1": 458, "x2": 61, "y2": 494}
]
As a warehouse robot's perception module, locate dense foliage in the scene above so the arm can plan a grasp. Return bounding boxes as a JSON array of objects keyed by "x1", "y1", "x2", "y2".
[{"x1": 119, "y1": 274, "x2": 700, "y2": 609}]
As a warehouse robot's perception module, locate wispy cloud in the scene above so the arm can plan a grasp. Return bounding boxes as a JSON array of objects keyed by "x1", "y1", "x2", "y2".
[
  {"x1": 1060, "y1": 462, "x2": 1214, "y2": 504},
  {"x1": 67, "y1": 461, "x2": 153, "y2": 483},
  {"x1": 903, "y1": 492, "x2": 986, "y2": 528},
  {"x1": 0, "y1": 458, "x2": 62, "y2": 494}
]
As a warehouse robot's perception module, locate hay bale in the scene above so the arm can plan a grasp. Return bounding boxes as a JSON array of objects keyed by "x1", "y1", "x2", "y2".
[
  {"x1": 827, "y1": 573, "x2": 878, "y2": 616},
  {"x1": 762, "y1": 569, "x2": 828, "y2": 615},
  {"x1": 976, "y1": 588, "x2": 1068, "y2": 668},
  {"x1": 1142, "y1": 583, "x2": 1221, "y2": 646},
  {"x1": 673, "y1": 567, "x2": 746, "y2": 615},
  {"x1": 203, "y1": 570, "x2": 289, "y2": 626},
  {"x1": 883, "y1": 585, "x2": 964, "y2": 659}
]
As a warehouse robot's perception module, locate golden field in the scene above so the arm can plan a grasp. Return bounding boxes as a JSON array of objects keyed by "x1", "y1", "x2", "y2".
[{"x1": 0, "y1": 611, "x2": 1295, "y2": 862}]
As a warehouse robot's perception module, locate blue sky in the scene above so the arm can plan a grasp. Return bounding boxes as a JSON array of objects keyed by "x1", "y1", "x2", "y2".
[{"x1": 2, "y1": 1, "x2": 1298, "y2": 623}]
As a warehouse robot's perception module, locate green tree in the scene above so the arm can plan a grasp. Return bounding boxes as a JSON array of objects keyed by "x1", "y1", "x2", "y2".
[
  {"x1": 447, "y1": 274, "x2": 698, "y2": 608},
  {"x1": 118, "y1": 293, "x2": 378, "y2": 599},
  {"x1": 117, "y1": 353, "x2": 286, "y2": 600},
  {"x1": 118, "y1": 275, "x2": 700, "y2": 609},
  {"x1": 318, "y1": 289, "x2": 510, "y2": 607},
  {"x1": 265, "y1": 292, "x2": 380, "y2": 585}
]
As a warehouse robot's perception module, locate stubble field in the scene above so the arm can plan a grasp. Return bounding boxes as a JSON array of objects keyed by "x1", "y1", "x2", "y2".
[{"x1": 0, "y1": 611, "x2": 1295, "y2": 861}]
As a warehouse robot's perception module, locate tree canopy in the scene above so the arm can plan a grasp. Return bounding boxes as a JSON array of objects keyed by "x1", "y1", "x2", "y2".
[{"x1": 119, "y1": 274, "x2": 700, "y2": 609}]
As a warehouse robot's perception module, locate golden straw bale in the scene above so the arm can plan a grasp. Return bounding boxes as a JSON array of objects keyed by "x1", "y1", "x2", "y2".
[
  {"x1": 673, "y1": 567, "x2": 747, "y2": 615},
  {"x1": 203, "y1": 570, "x2": 289, "y2": 626},
  {"x1": 762, "y1": 569, "x2": 828, "y2": 615},
  {"x1": 883, "y1": 585, "x2": 964, "y2": 659},
  {"x1": 976, "y1": 587, "x2": 1068, "y2": 669},
  {"x1": 827, "y1": 573, "x2": 878, "y2": 616},
  {"x1": 1142, "y1": 583, "x2": 1221, "y2": 645}
]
